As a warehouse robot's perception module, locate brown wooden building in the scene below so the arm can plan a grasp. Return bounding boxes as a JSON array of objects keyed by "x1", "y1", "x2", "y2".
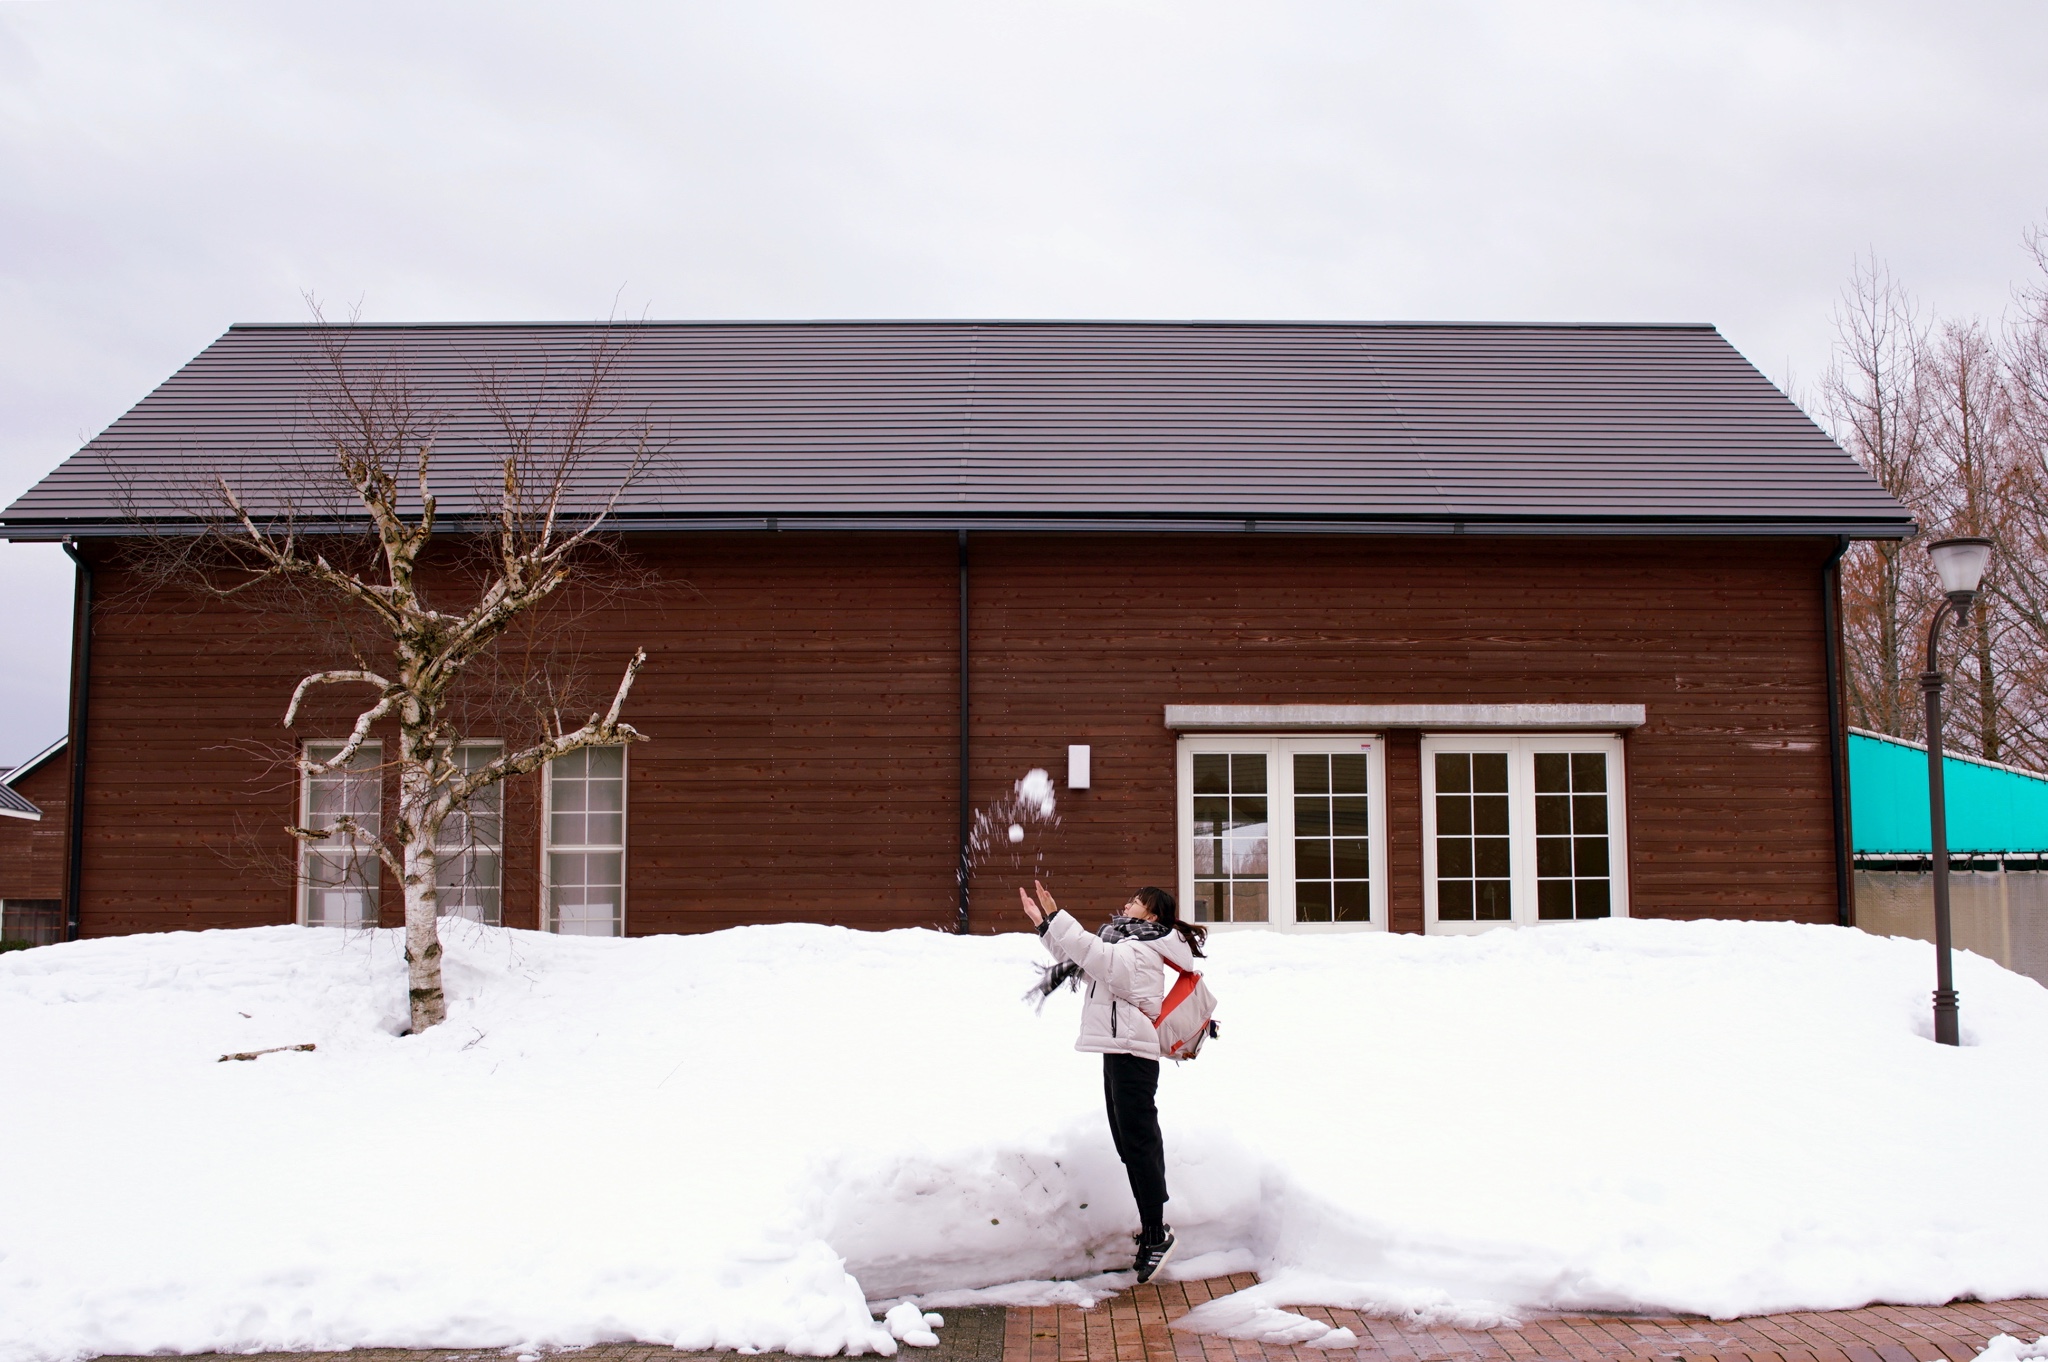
[
  {"x1": 1, "y1": 321, "x2": 1914, "y2": 939},
  {"x1": 0, "y1": 737, "x2": 69, "y2": 944}
]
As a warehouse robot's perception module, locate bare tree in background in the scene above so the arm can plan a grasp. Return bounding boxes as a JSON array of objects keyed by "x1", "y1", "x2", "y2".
[
  {"x1": 1822, "y1": 257, "x2": 1936, "y2": 741},
  {"x1": 131, "y1": 319, "x2": 654, "y2": 1033},
  {"x1": 1823, "y1": 221, "x2": 2048, "y2": 770},
  {"x1": 1987, "y1": 224, "x2": 2048, "y2": 769},
  {"x1": 1920, "y1": 318, "x2": 2018, "y2": 761}
]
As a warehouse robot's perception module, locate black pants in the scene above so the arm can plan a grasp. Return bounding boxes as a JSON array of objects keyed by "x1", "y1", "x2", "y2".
[{"x1": 1102, "y1": 1053, "x2": 1168, "y2": 1241}]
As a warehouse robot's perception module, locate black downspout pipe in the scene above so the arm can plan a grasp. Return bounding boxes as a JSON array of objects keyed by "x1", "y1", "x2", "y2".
[
  {"x1": 955, "y1": 530, "x2": 971, "y2": 935},
  {"x1": 1822, "y1": 535, "x2": 1853, "y2": 927},
  {"x1": 60, "y1": 539, "x2": 93, "y2": 942}
]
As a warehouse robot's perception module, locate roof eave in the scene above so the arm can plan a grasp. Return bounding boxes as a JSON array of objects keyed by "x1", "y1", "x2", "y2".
[{"x1": 4, "y1": 512, "x2": 1921, "y2": 542}]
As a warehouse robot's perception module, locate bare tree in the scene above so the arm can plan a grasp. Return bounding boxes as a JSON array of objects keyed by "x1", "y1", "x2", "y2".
[
  {"x1": 1822, "y1": 256, "x2": 1936, "y2": 740},
  {"x1": 131, "y1": 319, "x2": 654, "y2": 1032},
  {"x1": 1986, "y1": 220, "x2": 2048, "y2": 768},
  {"x1": 1919, "y1": 317, "x2": 2019, "y2": 761}
]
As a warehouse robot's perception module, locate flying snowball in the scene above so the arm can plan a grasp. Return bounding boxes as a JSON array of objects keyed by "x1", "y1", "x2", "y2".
[{"x1": 1007, "y1": 824, "x2": 1025, "y2": 843}]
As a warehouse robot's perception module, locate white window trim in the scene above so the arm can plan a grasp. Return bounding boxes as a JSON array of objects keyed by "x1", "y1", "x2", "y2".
[
  {"x1": 1176, "y1": 733, "x2": 1389, "y2": 932},
  {"x1": 1421, "y1": 733, "x2": 1630, "y2": 935},
  {"x1": 541, "y1": 746, "x2": 628, "y2": 936},
  {"x1": 297, "y1": 740, "x2": 383, "y2": 930}
]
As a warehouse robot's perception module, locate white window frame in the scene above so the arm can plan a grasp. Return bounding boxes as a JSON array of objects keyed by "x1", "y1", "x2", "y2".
[
  {"x1": 298, "y1": 741, "x2": 383, "y2": 929},
  {"x1": 1176, "y1": 733, "x2": 1389, "y2": 932},
  {"x1": 435, "y1": 741, "x2": 504, "y2": 925},
  {"x1": 1421, "y1": 733, "x2": 1629, "y2": 935},
  {"x1": 542, "y1": 745, "x2": 628, "y2": 936}
]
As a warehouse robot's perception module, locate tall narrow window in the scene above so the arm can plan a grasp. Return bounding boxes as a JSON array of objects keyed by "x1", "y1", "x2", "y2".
[
  {"x1": 436, "y1": 742, "x2": 503, "y2": 925},
  {"x1": 1432, "y1": 751, "x2": 1513, "y2": 922},
  {"x1": 545, "y1": 746, "x2": 625, "y2": 936},
  {"x1": 299, "y1": 742, "x2": 382, "y2": 929},
  {"x1": 1534, "y1": 752, "x2": 1612, "y2": 921},
  {"x1": 1292, "y1": 752, "x2": 1372, "y2": 923},
  {"x1": 1179, "y1": 737, "x2": 1386, "y2": 929},
  {"x1": 1422, "y1": 735, "x2": 1627, "y2": 933}
]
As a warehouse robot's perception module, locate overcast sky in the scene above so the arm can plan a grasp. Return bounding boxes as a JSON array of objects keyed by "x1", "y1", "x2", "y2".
[{"x1": 3, "y1": 0, "x2": 2046, "y2": 767}]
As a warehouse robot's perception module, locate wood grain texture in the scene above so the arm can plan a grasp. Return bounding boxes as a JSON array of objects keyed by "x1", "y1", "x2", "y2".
[
  {"x1": 65, "y1": 532, "x2": 1844, "y2": 937},
  {"x1": 0, "y1": 755, "x2": 69, "y2": 900}
]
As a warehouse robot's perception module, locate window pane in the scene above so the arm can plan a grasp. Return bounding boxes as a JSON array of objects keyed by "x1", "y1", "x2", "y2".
[
  {"x1": 1296, "y1": 838, "x2": 1331, "y2": 879},
  {"x1": 1438, "y1": 881, "x2": 1474, "y2": 921},
  {"x1": 1571, "y1": 752, "x2": 1608, "y2": 792},
  {"x1": 1575, "y1": 880, "x2": 1612, "y2": 918},
  {"x1": 1436, "y1": 794, "x2": 1472, "y2": 835},
  {"x1": 1295, "y1": 798, "x2": 1330, "y2": 836},
  {"x1": 1294, "y1": 753, "x2": 1329, "y2": 794},
  {"x1": 1230, "y1": 753, "x2": 1267, "y2": 793},
  {"x1": 1474, "y1": 880, "x2": 1512, "y2": 920},
  {"x1": 1573, "y1": 794, "x2": 1609, "y2": 834},
  {"x1": 1193, "y1": 754, "x2": 1229, "y2": 794},
  {"x1": 1436, "y1": 752, "x2": 1470, "y2": 793},
  {"x1": 1473, "y1": 752, "x2": 1509, "y2": 792},
  {"x1": 1331, "y1": 838, "x2": 1369, "y2": 879},
  {"x1": 1534, "y1": 752, "x2": 1570, "y2": 793},
  {"x1": 1330, "y1": 753, "x2": 1369, "y2": 794},
  {"x1": 1228, "y1": 880, "x2": 1268, "y2": 923},
  {"x1": 1536, "y1": 835, "x2": 1571, "y2": 878},
  {"x1": 1574, "y1": 837, "x2": 1610, "y2": 877},
  {"x1": 1474, "y1": 836, "x2": 1511, "y2": 878},
  {"x1": 1330, "y1": 796, "x2": 1370, "y2": 836},
  {"x1": 1224, "y1": 830, "x2": 1268, "y2": 876},
  {"x1": 1296, "y1": 881, "x2": 1332, "y2": 922},
  {"x1": 1333, "y1": 881, "x2": 1371, "y2": 922},
  {"x1": 1535, "y1": 794, "x2": 1570, "y2": 837},
  {"x1": 1538, "y1": 879, "x2": 1574, "y2": 920},
  {"x1": 1473, "y1": 794, "x2": 1510, "y2": 836}
]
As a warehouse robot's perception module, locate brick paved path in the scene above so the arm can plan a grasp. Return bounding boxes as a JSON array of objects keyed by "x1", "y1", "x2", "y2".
[
  {"x1": 95, "y1": 1281, "x2": 2048, "y2": 1362},
  {"x1": 1007, "y1": 1275, "x2": 2048, "y2": 1361}
]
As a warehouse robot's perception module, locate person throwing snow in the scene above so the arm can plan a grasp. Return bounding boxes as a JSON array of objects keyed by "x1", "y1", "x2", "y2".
[{"x1": 1019, "y1": 879, "x2": 1208, "y2": 1284}]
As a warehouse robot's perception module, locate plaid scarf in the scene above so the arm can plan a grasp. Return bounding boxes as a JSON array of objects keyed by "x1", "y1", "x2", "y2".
[{"x1": 1027, "y1": 914, "x2": 1170, "y2": 1009}]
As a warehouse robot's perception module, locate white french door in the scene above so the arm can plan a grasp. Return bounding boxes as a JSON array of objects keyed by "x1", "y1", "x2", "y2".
[
  {"x1": 1421, "y1": 734, "x2": 1629, "y2": 934},
  {"x1": 1177, "y1": 734, "x2": 1389, "y2": 930}
]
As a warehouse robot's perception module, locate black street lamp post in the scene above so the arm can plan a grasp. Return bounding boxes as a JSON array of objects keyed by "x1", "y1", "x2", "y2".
[{"x1": 1920, "y1": 535, "x2": 1993, "y2": 1048}]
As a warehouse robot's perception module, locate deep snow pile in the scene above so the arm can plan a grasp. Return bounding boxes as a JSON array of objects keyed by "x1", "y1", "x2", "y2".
[{"x1": 3, "y1": 918, "x2": 2047, "y2": 1360}]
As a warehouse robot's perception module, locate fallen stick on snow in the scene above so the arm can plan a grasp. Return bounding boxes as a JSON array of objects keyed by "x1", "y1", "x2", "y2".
[{"x1": 218, "y1": 1044, "x2": 317, "y2": 1063}]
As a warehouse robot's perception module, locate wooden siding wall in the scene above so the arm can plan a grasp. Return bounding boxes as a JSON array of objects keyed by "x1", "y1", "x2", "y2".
[
  {"x1": 70, "y1": 533, "x2": 1841, "y2": 936},
  {"x1": 0, "y1": 757, "x2": 69, "y2": 901}
]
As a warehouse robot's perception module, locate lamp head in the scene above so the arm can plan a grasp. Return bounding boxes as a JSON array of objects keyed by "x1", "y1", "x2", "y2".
[{"x1": 1927, "y1": 536, "x2": 1993, "y2": 609}]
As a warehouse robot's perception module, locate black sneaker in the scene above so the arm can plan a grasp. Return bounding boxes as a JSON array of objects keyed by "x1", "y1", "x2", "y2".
[{"x1": 1133, "y1": 1227, "x2": 1176, "y2": 1284}]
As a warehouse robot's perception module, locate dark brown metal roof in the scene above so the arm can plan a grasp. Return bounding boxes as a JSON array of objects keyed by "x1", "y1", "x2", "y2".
[{"x1": 2, "y1": 320, "x2": 1913, "y2": 538}]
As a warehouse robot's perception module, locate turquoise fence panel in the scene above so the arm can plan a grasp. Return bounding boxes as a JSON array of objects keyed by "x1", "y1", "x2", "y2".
[{"x1": 1849, "y1": 730, "x2": 2048, "y2": 855}]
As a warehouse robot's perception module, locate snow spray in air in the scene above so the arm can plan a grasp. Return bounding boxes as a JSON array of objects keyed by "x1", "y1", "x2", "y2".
[{"x1": 960, "y1": 769, "x2": 1062, "y2": 894}]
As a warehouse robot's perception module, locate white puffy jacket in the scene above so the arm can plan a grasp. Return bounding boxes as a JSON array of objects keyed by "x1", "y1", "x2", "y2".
[{"x1": 1040, "y1": 910, "x2": 1196, "y2": 1059}]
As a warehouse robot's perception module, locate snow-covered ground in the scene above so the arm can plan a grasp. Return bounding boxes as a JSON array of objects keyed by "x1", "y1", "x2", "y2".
[{"x1": 3, "y1": 917, "x2": 2046, "y2": 1360}]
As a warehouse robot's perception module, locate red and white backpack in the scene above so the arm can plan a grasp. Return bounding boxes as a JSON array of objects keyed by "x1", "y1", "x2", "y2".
[{"x1": 1151, "y1": 958, "x2": 1220, "y2": 1061}]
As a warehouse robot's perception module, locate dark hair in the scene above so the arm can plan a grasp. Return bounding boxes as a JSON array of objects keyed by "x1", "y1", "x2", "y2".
[{"x1": 1134, "y1": 885, "x2": 1206, "y2": 957}]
